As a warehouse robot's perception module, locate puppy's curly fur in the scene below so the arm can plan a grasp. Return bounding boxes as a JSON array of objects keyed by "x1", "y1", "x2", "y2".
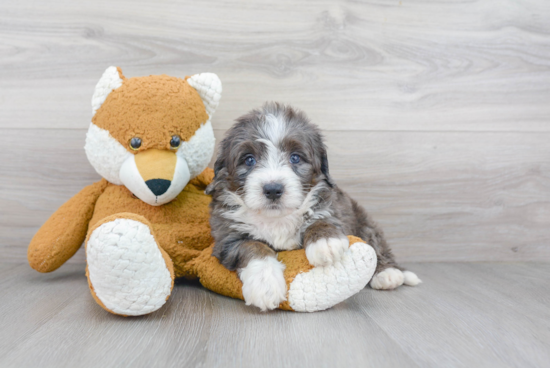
[{"x1": 207, "y1": 103, "x2": 420, "y2": 309}]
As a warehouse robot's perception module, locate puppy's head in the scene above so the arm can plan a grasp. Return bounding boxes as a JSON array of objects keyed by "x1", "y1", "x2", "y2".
[{"x1": 208, "y1": 102, "x2": 333, "y2": 217}]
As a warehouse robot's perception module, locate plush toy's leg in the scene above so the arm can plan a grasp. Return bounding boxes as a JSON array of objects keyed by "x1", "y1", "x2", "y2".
[
  {"x1": 188, "y1": 235, "x2": 376, "y2": 312},
  {"x1": 279, "y1": 236, "x2": 376, "y2": 312},
  {"x1": 85, "y1": 213, "x2": 174, "y2": 316}
]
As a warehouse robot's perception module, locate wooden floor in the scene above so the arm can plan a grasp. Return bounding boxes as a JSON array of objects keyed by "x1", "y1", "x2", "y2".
[{"x1": 0, "y1": 262, "x2": 548, "y2": 368}]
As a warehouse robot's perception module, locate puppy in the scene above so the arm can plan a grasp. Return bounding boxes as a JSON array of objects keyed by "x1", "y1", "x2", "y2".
[{"x1": 206, "y1": 102, "x2": 421, "y2": 311}]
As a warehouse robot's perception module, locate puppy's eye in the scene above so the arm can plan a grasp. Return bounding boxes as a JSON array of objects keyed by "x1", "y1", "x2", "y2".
[
  {"x1": 290, "y1": 154, "x2": 300, "y2": 164},
  {"x1": 129, "y1": 137, "x2": 142, "y2": 150},
  {"x1": 245, "y1": 155, "x2": 256, "y2": 167},
  {"x1": 170, "y1": 135, "x2": 181, "y2": 149}
]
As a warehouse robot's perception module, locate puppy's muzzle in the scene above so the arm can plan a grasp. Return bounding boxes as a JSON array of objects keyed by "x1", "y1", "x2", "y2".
[{"x1": 263, "y1": 182, "x2": 284, "y2": 201}]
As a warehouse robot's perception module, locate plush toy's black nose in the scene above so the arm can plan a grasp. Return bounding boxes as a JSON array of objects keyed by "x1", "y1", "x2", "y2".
[
  {"x1": 146, "y1": 179, "x2": 171, "y2": 196},
  {"x1": 263, "y1": 183, "x2": 284, "y2": 201}
]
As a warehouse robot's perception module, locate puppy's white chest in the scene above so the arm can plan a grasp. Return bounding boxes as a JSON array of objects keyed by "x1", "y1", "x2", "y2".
[
  {"x1": 257, "y1": 216, "x2": 302, "y2": 251},
  {"x1": 231, "y1": 211, "x2": 303, "y2": 251}
]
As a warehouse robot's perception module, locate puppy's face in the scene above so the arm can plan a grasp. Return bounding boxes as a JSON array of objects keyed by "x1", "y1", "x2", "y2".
[{"x1": 210, "y1": 103, "x2": 332, "y2": 217}]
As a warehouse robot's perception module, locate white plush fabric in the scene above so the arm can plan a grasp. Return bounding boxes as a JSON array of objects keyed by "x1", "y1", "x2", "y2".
[
  {"x1": 87, "y1": 218, "x2": 172, "y2": 316},
  {"x1": 119, "y1": 153, "x2": 191, "y2": 206},
  {"x1": 91, "y1": 66, "x2": 123, "y2": 116},
  {"x1": 84, "y1": 123, "x2": 131, "y2": 185},
  {"x1": 288, "y1": 241, "x2": 377, "y2": 312},
  {"x1": 82, "y1": 69, "x2": 223, "y2": 316},
  {"x1": 176, "y1": 120, "x2": 216, "y2": 179},
  {"x1": 186, "y1": 73, "x2": 222, "y2": 119}
]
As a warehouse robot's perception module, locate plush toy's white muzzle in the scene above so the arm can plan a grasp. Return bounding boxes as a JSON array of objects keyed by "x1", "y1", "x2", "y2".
[{"x1": 119, "y1": 151, "x2": 191, "y2": 206}]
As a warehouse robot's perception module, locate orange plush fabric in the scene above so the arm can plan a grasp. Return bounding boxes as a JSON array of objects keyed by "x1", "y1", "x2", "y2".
[
  {"x1": 92, "y1": 73, "x2": 208, "y2": 152},
  {"x1": 28, "y1": 179, "x2": 109, "y2": 272},
  {"x1": 87, "y1": 178, "x2": 215, "y2": 278},
  {"x1": 28, "y1": 67, "x2": 375, "y2": 316}
]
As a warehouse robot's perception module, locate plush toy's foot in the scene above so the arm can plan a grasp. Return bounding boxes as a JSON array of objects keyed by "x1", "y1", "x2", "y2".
[
  {"x1": 86, "y1": 214, "x2": 174, "y2": 316},
  {"x1": 279, "y1": 236, "x2": 377, "y2": 312}
]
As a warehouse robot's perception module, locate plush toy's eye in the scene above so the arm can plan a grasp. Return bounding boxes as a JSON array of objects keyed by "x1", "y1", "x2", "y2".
[
  {"x1": 170, "y1": 135, "x2": 181, "y2": 149},
  {"x1": 245, "y1": 155, "x2": 256, "y2": 167},
  {"x1": 129, "y1": 137, "x2": 142, "y2": 150},
  {"x1": 290, "y1": 154, "x2": 300, "y2": 164}
]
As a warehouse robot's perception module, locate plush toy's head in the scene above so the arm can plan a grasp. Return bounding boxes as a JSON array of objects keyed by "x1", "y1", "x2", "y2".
[{"x1": 85, "y1": 67, "x2": 221, "y2": 206}]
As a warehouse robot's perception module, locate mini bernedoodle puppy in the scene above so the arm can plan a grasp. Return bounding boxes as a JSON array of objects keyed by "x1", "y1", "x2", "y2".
[{"x1": 206, "y1": 102, "x2": 421, "y2": 311}]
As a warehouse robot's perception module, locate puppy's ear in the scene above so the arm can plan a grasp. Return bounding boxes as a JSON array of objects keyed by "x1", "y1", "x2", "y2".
[
  {"x1": 205, "y1": 154, "x2": 226, "y2": 195},
  {"x1": 205, "y1": 182, "x2": 216, "y2": 195},
  {"x1": 213, "y1": 155, "x2": 225, "y2": 178},
  {"x1": 320, "y1": 152, "x2": 335, "y2": 188}
]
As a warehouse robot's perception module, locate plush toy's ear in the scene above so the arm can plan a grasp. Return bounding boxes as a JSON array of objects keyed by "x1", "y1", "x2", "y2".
[
  {"x1": 186, "y1": 73, "x2": 222, "y2": 118},
  {"x1": 91, "y1": 66, "x2": 125, "y2": 116}
]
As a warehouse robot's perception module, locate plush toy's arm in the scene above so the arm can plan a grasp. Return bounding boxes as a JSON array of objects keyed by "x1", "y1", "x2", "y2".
[
  {"x1": 188, "y1": 167, "x2": 214, "y2": 190},
  {"x1": 188, "y1": 235, "x2": 377, "y2": 312},
  {"x1": 28, "y1": 179, "x2": 109, "y2": 273}
]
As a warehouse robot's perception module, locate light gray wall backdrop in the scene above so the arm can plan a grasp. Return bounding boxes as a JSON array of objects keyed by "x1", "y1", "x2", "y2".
[{"x1": 1, "y1": 0, "x2": 549, "y2": 263}]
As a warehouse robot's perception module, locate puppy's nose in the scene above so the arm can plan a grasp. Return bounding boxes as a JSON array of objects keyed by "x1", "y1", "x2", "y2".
[
  {"x1": 146, "y1": 179, "x2": 171, "y2": 196},
  {"x1": 263, "y1": 183, "x2": 284, "y2": 201}
]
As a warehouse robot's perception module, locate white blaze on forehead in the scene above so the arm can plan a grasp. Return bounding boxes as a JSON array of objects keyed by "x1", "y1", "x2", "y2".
[
  {"x1": 256, "y1": 138, "x2": 285, "y2": 173},
  {"x1": 255, "y1": 115, "x2": 290, "y2": 178},
  {"x1": 260, "y1": 113, "x2": 287, "y2": 145}
]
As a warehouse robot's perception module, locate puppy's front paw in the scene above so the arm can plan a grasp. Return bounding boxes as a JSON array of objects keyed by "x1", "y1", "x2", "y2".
[
  {"x1": 239, "y1": 257, "x2": 287, "y2": 311},
  {"x1": 306, "y1": 236, "x2": 350, "y2": 267},
  {"x1": 370, "y1": 267, "x2": 405, "y2": 290}
]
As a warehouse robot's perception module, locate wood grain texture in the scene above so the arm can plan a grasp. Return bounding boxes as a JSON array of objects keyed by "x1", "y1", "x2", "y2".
[
  {"x1": 1, "y1": 262, "x2": 549, "y2": 368},
  {"x1": 326, "y1": 130, "x2": 550, "y2": 262},
  {"x1": 1, "y1": 0, "x2": 550, "y2": 263},
  {"x1": 0, "y1": 0, "x2": 550, "y2": 132},
  {"x1": 1, "y1": 128, "x2": 548, "y2": 263},
  {"x1": 354, "y1": 262, "x2": 550, "y2": 367}
]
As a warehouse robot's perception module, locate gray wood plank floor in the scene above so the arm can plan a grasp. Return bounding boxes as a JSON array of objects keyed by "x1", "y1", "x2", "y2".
[{"x1": 1, "y1": 262, "x2": 548, "y2": 368}]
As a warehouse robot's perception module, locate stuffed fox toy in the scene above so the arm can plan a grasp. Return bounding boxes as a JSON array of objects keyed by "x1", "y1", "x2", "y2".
[{"x1": 27, "y1": 67, "x2": 377, "y2": 316}]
